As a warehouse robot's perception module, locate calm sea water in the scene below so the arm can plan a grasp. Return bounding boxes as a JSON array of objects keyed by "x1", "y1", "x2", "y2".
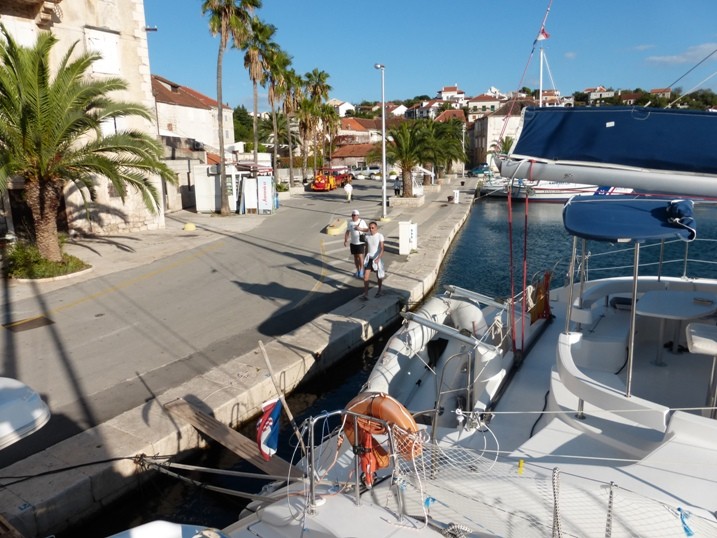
[{"x1": 61, "y1": 197, "x2": 717, "y2": 536}]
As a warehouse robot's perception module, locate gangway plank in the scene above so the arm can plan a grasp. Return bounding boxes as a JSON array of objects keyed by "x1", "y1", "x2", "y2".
[{"x1": 163, "y1": 398, "x2": 301, "y2": 478}]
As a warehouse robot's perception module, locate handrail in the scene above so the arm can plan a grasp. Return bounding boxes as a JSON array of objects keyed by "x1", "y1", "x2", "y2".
[{"x1": 305, "y1": 408, "x2": 403, "y2": 517}]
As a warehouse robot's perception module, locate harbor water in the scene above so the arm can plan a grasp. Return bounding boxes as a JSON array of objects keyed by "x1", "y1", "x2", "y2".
[{"x1": 58, "y1": 198, "x2": 717, "y2": 536}]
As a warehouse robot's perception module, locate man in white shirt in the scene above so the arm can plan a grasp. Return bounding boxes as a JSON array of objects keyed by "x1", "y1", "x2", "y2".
[
  {"x1": 361, "y1": 221, "x2": 385, "y2": 299},
  {"x1": 344, "y1": 209, "x2": 368, "y2": 277},
  {"x1": 344, "y1": 181, "x2": 353, "y2": 202}
]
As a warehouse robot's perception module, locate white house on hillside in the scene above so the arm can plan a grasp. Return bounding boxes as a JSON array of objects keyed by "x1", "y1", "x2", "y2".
[
  {"x1": 437, "y1": 85, "x2": 467, "y2": 108},
  {"x1": 328, "y1": 98, "x2": 355, "y2": 117},
  {"x1": 466, "y1": 93, "x2": 505, "y2": 122}
]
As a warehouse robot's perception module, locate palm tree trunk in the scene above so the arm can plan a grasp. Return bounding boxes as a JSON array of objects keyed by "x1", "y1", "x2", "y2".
[
  {"x1": 25, "y1": 180, "x2": 63, "y2": 262},
  {"x1": 253, "y1": 80, "x2": 259, "y2": 177},
  {"x1": 217, "y1": 44, "x2": 230, "y2": 216},
  {"x1": 271, "y1": 104, "x2": 279, "y2": 181},
  {"x1": 402, "y1": 171, "x2": 413, "y2": 198},
  {"x1": 288, "y1": 115, "x2": 296, "y2": 185}
]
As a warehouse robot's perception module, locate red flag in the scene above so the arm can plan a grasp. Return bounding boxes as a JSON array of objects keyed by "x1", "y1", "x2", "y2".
[
  {"x1": 536, "y1": 27, "x2": 550, "y2": 41},
  {"x1": 256, "y1": 398, "x2": 282, "y2": 461}
]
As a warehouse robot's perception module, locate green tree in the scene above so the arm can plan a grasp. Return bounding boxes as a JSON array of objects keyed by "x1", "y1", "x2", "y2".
[
  {"x1": 0, "y1": 26, "x2": 175, "y2": 262},
  {"x1": 319, "y1": 103, "x2": 340, "y2": 165},
  {"x1": 385, "y1": 122, "x2": 424, "y2": 198},
  {"x1": 303, "y1": 69, "x2": 332, "y2": 177},
  {"x1": 295, "y1": 96, "x2": 317, "y2": 180},
  {"x1": 203, "y1": 0, "x2": 260, "y2": 215},
  {"x1": 283, "y1": 69, "x2": 303, "y2": 184},
  {"x1": 233, "y1": 104, "x2": 253, "y2": 141},
  {"x1": 417, "y1": 119, "x2": 465, "y2": 183},
  {"x1": 265, "y1": 46, "x2": 291, "y2": 174},
  {"x1": 242, "y1": 16, "x2": 275, "y2": 174}
]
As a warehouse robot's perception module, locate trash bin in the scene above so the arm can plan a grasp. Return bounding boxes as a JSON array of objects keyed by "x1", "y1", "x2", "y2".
[{"x1": 453, "y1": 190, "x2": 460, "y2": 204}]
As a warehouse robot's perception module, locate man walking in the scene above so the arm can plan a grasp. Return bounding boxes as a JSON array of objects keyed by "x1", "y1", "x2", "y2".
[
  {"x1": 361, "y1": 221, "x2": 385, "y2": 299},
  {"x1": 344, "y1": 209, "x2": 368, "y2": 277},
  {"x1": 344, "y1": 181, "x2": 353, "y2": 203}
]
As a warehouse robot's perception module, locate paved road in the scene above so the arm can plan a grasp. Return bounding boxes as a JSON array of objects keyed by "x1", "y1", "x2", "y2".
[{"x1": 0, "y1": 179, "x2": 393, "y2": 467}]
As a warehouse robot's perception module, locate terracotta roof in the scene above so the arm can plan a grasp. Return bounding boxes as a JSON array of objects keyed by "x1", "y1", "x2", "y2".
[
  {"x1": 354, "y1": 118, "x2": 381, "y2": 130},
  {"x1": 492, "y1": 98, "x2": 537, "y2": 116},
  {"x1": 207, "y1": 152, "x2": 220, "y2": 165},
  {"x1": 152, "y1": 74, "x2": 230, "y2": 110},
  {"x1": 331, "y1": 143, "x2": 377, "y2": 158},
  {"x1": 341, "y1": 117, "x2": 369, "y2": 131},
  {"x1": 650, "y1": 88, "x2": 671, "y2": 94},
  {"x1": 435, "y1": 109, "x2": 466, "y2": 123},
  {"x1": 468, "y1": 93, "x2": 501, "y2": 102}
]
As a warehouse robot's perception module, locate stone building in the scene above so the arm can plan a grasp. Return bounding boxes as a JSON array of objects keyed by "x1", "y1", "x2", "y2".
[{"x1": 0, "y1": 0, "x2": 168, "y2": 236}]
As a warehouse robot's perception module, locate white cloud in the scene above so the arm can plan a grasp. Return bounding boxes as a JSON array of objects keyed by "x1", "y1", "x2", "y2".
[
  {"x1": 564, "y1": 51, "x2": 576, "y2": 60},
  {"x1": 633, "y1": 44, "x2": 654, "y2": 52},
  {"x1": 647, "y1": 43, "x2": 717, "y2": 65}
]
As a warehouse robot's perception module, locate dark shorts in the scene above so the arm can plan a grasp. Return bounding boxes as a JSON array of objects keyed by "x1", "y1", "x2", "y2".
[{"x1": 350, "y1": 242, "x2": 366, "y2": 255}]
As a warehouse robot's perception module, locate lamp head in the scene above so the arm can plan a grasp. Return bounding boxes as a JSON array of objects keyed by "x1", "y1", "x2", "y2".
[{"x1": 374, "y1": 63, "x2": 384, "y2": 70}]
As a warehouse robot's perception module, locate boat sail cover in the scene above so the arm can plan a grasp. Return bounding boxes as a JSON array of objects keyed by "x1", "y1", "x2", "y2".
[
  {"x1": 563, "y1": 195, "x2": 696, "y2": 243},
  {"x1": 499, "y1": 107, "x2": 717, "y2": 197}
]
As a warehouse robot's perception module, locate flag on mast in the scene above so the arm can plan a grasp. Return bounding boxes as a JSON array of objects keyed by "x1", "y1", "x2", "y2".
[
  {"x1": 536, "y1": 26, "x2": 550, "y2": 42},
  {"x1": 256, "y1": 398, "x2": 282, "y2": 461}
]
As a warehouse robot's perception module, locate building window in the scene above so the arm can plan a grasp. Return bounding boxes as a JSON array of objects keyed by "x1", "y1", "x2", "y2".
[{"x1": 85, "y1": 28, "x2": 121, "y2": 75}]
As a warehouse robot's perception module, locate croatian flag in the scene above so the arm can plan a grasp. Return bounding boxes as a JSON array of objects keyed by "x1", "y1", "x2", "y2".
[
  {"x1": 256, "y1": 398, "x2": 282, "y2": 461},
  {"x1": 535, "y1": 27, "x2": 550, "y2": 42}
]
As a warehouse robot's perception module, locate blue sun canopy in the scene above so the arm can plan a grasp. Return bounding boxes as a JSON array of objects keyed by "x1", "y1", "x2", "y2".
[{"x1": 563, "y1": 195, "x2": 696, "y2": 243}]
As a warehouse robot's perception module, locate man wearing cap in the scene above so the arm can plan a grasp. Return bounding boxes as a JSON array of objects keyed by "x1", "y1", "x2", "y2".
[{"x1": 344, "y1": 209, "x2": 368, "y2": 277}]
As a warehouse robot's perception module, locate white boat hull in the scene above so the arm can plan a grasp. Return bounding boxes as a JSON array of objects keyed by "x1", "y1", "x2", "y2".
[{"x1": 480, "y1": 177, "x2": 633, "y2": 202}]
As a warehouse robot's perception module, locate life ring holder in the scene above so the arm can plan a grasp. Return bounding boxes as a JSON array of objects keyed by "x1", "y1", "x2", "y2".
[{"x1": 343, "y1": 392, "x2": 422, "y2": 487}]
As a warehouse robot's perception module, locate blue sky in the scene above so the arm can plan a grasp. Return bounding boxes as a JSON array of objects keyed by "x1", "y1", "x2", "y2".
[{"x1": 143, "y1": 1, "x2": 717, "y2": 110}]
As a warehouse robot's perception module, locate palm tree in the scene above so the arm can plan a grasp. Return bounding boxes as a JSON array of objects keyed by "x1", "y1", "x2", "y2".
[
  {"x1": 416, "y1": 119, "x2": 465, "y2": 183},
  {"x1": 0, "y1": 26, "x2": 175, "y2": 262},
  {"x1": 295, "y1": 97, "x2": 317, "y2": 180},
  {"x1": 258, "y1": 113, "x2": 298, "y2": 159},
  {"x1": 202, "y1": 0, "x2": 260, "y2": 215},
  {"x1": 304, "y1": 68, "x2": 332, "y2": 104},
  {"x1": 319, "y1": 103, "x2": 340, "y2": 165},
  {"x1": 266, "y1": 46, "x2": 291, "y2": 175},
  {"x1": 386, "y1": 122, "x2": 424, "y2": 198},
  {"x1": 303, "y1": 69, "x2": 332, "y2": 177},
  {"x1": 243, "y1": 16, "x2": 276, "y2": 175},
  {"x1": 283, "y1": 69, "x2": 303, "y2": 184}
]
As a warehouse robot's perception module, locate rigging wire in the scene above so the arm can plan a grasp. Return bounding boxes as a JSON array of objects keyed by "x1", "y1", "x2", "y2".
[
  {"x1": 665, "y1": 45, "x2": 717, "y2": 89},
  {"x1": 667, "y1": 69, "x2": 717, "y2": 108},
  {"x1": 498, "y1": 0, "x2": 553, "y2": 143}
]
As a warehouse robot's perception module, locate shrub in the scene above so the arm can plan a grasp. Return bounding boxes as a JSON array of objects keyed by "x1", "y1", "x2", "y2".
[{"x1": 3, "y1": 241, "x2": 89, "y2": 279}]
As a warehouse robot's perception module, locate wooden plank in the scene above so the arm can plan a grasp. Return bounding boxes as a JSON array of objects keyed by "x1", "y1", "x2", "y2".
[
  {"x1": 163, "y1": 399, "x2": 301, "y2": 478},
  {"x1": 0, "y1": 514, "x2": 26, "y2": 538}
]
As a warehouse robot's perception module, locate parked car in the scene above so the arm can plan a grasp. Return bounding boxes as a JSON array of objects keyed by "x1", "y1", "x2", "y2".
[
  {"x1": 350, "y1": 165, "x2": 381, "y2": 180},
  {"x1": 468, "y1": 163, "x2": 491, "y2": 177}
]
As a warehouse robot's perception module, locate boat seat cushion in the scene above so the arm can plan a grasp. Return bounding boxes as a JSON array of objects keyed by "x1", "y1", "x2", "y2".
[{"x1": 685, "y1": 322, "x2": 717, "y2": 356}]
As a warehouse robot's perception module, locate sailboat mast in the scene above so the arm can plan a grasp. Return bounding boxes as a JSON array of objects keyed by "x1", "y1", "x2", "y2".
[{"x1": 539, "y1": 47, "x2": 544, "y2": 107}]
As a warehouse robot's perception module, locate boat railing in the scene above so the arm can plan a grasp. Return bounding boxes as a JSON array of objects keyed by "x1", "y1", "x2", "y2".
[
  {"x1": 567, "y1": 238, "x2": 717, "y2": 283},
  {"x1": 303, "y1": 408, "x2": 405, "y2": 516}
]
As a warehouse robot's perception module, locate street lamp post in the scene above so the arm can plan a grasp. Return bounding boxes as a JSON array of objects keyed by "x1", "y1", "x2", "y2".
[{"x1": 374, "y1": 63, "x2": 387, "y2": 220}]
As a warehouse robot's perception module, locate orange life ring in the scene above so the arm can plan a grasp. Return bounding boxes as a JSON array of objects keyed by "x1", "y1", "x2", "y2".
[{"x1": 343, "y1": 392, "x2": 421, "y2": 487}]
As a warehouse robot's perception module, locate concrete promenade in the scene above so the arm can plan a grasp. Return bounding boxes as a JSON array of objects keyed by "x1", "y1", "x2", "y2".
[{"x1": 1, "y1": 177, "x2": 479, "y2": 537}]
